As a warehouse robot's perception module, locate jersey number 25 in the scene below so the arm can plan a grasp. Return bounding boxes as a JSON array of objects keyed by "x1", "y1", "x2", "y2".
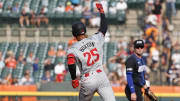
[{"x1": 83, "y1": 48, "x2": 99, "y2": 66}]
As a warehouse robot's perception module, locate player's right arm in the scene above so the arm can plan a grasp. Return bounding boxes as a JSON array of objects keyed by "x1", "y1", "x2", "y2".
[
  {"x1": 96, "y1": 3, "x2": 107, "y2": 36},
  {"x1": 67, "y1": 51, "x2": 79, "y2": 88},
  {"x1": 125, "y1": 57, "x2": 136, "y2": 100}
]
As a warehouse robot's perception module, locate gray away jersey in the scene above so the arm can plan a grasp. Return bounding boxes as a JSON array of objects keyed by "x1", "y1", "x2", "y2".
[{"x1": 67, "y1": 32, "x2": 105, "y2": 75}]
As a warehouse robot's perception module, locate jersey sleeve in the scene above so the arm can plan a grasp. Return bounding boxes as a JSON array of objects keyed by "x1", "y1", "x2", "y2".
[
  {"x1": 91, "y1": 32, "x2": 105, "y2": 47},
  {"x1": 125, "y1": 57, "x2": 135, "y2": 93}
]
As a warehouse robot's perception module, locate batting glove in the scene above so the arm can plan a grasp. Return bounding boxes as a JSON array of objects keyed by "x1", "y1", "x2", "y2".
[
  {"x1": 96, "y1": 3, "x2": 104, "y2": 13},
  {"x1": 72, "y1": 80, "x2": 79, "y2": 88}
]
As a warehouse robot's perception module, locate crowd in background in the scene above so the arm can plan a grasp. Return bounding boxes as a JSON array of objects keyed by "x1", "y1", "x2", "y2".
[
  {"x1": 0, "y1": 0, "x2": 128, "y2": 27},
  {"x1": 0, "y1": 0, "x2": 179, "y2": 86},
  {"x1": 0, "y1": 44, "x2": 67, "y2": 85}
]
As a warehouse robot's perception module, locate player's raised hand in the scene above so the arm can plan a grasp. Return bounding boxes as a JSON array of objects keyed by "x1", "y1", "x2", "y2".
[
  {"x1": 96, "y1": 3, "x2": 104, "y2": 13},
  {"x1": 72, "y1": 80, "x2": 79, "y2": 88}
]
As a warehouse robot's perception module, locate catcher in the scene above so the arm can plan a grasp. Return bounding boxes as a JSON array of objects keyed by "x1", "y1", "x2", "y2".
[{"x1": 125, "y1": 40, "x2": 157, "y2": 101}]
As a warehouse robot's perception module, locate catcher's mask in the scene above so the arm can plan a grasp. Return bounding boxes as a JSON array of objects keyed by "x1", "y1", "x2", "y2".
[{"x1": 72, "y1": 22, "x2": 86, "y2": 37}]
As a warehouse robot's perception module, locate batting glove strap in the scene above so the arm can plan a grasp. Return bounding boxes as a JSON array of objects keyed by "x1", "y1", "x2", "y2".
[{"x1": 72, "y1": 80, "x2": 79, "y2": 88}]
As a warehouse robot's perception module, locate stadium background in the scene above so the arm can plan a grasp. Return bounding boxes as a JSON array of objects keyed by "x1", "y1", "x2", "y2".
[{"x1": 0, "y1": 0, "x2": 180, "y2": 101}]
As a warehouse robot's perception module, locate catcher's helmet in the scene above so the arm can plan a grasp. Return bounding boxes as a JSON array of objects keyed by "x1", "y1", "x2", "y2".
[{"x1": 72, "y1": 22, "x2": 86, "y2": 37}]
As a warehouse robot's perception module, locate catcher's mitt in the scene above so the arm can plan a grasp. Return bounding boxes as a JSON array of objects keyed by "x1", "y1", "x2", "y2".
[{"x1": 144, "y1": 90, "x2": 158, "y2": 101}]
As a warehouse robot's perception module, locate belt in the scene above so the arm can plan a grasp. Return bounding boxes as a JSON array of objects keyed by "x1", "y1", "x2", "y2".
[{"x1": 84, "y1": 69, "x2": 102, "y2": 77}]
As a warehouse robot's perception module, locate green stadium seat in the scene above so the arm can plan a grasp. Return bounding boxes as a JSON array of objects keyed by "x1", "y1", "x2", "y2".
[
  {"x1": 116, "y1": 10, "x2": 126, "y2": 22},
  {"x1": 26, "y1": 29, "x2": 35, "y2": 37},
  {"x1": 1, "y1": 67, "x2": 13, "y2": 78},
  {"x1": 63, "y1": 25, "x2": 72, "y2": 37},
  {"x1": 52, "y1": 28, "x2": 61, "y2": 37},
  {"x1": 0, "y1": 29, "x2": 7, "y2": 36},
  {"x1": 39, "y1": 29, "x2": 49, "y2": 37},
  {"x1": 11, "y1": 29, "x2": 20, "y2": 37}
]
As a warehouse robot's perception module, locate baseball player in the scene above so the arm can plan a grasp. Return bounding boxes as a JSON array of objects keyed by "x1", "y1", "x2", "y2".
[
  {"x1": 67, "y1": 3, "x2": 116, "y2": 101},
  {"x1": 125, "y1": 39, "x2": 150, "y2": 101}
]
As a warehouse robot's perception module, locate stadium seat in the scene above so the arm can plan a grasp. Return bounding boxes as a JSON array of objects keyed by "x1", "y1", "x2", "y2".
[
  {"x1": 25, "y1": 29, "x2": 36, "y2": 37},
  {"x1": 52, "y1": 28, "x2": 61, "y2": 37},
  {"x1": 11, "y1": 29, "x2": 20, "y2": 37},
  {"x1": 63, "y1": 24, "x2": 72, "y2": 37},
  {"x1": 39, "y1": 29, "x2": 49, "y2": 37},
  {"x1": 0, "y1": 29, "x2": 7, "y2": 36},
  {"x1": 116, "y1": 10, "x2": 126, "y2": 23}
]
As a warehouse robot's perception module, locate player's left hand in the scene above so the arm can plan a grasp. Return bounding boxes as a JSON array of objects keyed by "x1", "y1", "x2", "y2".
[
  {"x1": 72, "y1": 80, "x2": 79, "y2": 88},
  {"x1": 96, "y1": 3, "x2": 104, "y2": 13}
]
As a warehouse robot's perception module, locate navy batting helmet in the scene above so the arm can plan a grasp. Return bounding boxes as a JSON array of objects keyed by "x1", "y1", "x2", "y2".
[
  {"x1": 134, "y1": 39, "x2": 144, "y2": 48},
  {"x1": 72, "y1": 22, "x2": 86, "y2": 37}
]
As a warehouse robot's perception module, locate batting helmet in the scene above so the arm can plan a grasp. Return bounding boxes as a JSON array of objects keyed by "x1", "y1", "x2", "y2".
[
  {"x1": 72, "y1": 22, "x2": 86, "y2": 37},
  {"x1": 134, "y1": 39, "x2": 144, "y2": 48}
]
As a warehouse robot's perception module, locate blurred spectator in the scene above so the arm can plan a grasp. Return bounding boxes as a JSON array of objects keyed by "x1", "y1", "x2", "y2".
[
  {"x1": 145, "y1": 26, "x2": 158, "y2": 41},
  {"x1": 116, "y1": 61, "x2": 127, "y2": 86},
  {"x1": 70, "y1": 0, "x2": 80, "y2": 6},
  {"x1": 149, "y1": 43, "x2": 160, "y2": 71},
  {"x1": 0, "y1": 51, "x2": 5, "y2": 72},
  {"x1": 30, "y1": 10, "x2": 38, "y2": 27},
  {"x1": 41, "y1": 71, "x2": 54, "y2": 83},
  {"x1": 152, "y1": 0, "x2": 162, "y2": 24},
  {"x1": 92, "y1": 0, "x2": 99, "y2": 13},
  {"x1": 12, "y1": 78, "x2": 18, "y2": 85},
  {"x1": 19, "y1": 73, "x2": 34, "y2": 85},
  {"x1": 145, "y1": 0, "x2": 154, "y2": 14},
  {"x1": 166, "y1": 0, "x2": 176, "y2": 24},
  {"x1": 108, "y1": 56, "x2": 121, "y2": 72},
  {"x1": 91, "y1": 13, "x2": 100, "y2": 27},
  {"x1": 81, "y1": 6, "x2": 92, "y2": 26},
  {"x1": 56, "y1": 45, "x2": 66, "y2": 57},
  {"x1": 146, "y1": 12, "x2": 157, "y2": 26},
  {"x1": 109, "y1": 2, "x2": 117, "y2": 15},
  {"x1": 160, "y1": 49, "x2": 168, "y2": 70},
  {"x1": 54, "y1": 61, "x2": 66, "y2": 82},
  {"x1": 1, "y1": 74, "x2": 12, "y2": 85},
  {"x1": 117, "y1": 40, "x2": 128, "y2": 50},
  {"x1": 116, "y1": 47, "x2": 128, "y2": 60},
  {"x1": 26, "y1": 52, "x2": 34, "y2": 64},
  {"x1": 37, "y1": 6, "x2": 49, "y2": 27},
  {"x1": 74, "y1": 4, "x2": 82, "y2": 14},
  {"x1": 84, "y1": 0, "x2": 91, "y2": 9},
  {"x1": 65, "y1": 1, "x2": 73, "y2": 13},
  {"x1": 171, "y1": 50, "x2": 180, "y2": 66},
  {"x1": 48, "y1": 46, "x2": 56, "y2": 57},
  {"x1": 17, "y1": 52, "x2": 26, "y2": 64},
  {"x1": 44, "y1": 58, "x2": 54, "y2": 72},
  {"x1": 5, "y1": 51, "x2": 17, "y2": 69},
  {"x1": 100, "y1": 0, "x2": 108, "y2": 13},
  {"x1": 12, "y1": 3, "x2": 20, "y2": 13},
  {"x1": 53, "y1": 4, "x2": 65, "y2": 13},
  {"x1": 33, "y1": 58, "x2": 39, "y2": 73},
  {"x1": 165, "y1": 64, "x2": 180, "y2": 85},
  {"x1": 0, "y1": 2, "x2": 3, "y2": 13},
  {"x1": 19, "y1": 4, "x2": 30, "y2": 27},
  {"x1": 4, "y1": 5, "x2": 12, "y2": 14},
  {"x1": 116, "y1": 0, "x2": 127, "y2": 11},
  {"x1": 108, "y1": 72, "x2": 120, "y2": 87},
  {"x1": 41, "y1": 0, "x2": 48, "y2": 6}
]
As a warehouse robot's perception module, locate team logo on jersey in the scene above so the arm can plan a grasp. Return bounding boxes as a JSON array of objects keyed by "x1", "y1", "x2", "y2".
[{"x1": 127, "y1": 68, "x2": 133, "y2": 71}]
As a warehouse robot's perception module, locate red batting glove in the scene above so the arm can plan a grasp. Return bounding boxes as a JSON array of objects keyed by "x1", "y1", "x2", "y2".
[
  {"x1": 72, "y1": 80, "x2": 79, "y2": 88},
  {"x1": 96, "y1": 3, "x2": 104, "y2": 13}
]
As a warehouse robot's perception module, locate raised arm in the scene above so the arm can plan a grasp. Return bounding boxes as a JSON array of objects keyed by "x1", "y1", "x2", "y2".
[{"x1": 96, "y1": 3, "x2": 107, "y2": 36}]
